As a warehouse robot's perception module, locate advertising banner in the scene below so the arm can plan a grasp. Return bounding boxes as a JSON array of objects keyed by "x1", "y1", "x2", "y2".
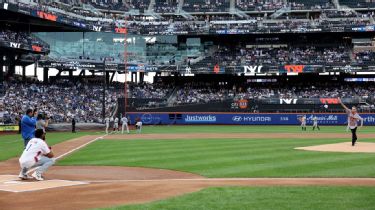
[
  {"x1": 127, "y1": 113, "x2": 375, "y2": 125},
  {"x1": 0, "y1": 125, "x2": 20, "y2": 132}
]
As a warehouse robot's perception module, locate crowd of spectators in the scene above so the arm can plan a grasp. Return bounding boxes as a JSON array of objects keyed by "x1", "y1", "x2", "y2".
[
  {"x1": 0, "y1": 79, "x2": 175, "y2": 124},
  {"x1": 155, "y1": 0, "x2": 178, "y2": 13},
  {"x1": 0, "y1": 30, "x2": 49, "y2": 52},
  {"x1": 235, "y1": 0, "x2": 285, "y2": 11},
  {"x1": 1, "y1": 79, "x2": 121, "y2": 124},
  {"x1": 354, "y1": 51, "x2": 375, "y2": 63},
  {"x1": 174, "y1": 83, "x2": 375, "y2": 105},
  {"x1": 206, "y1": 45, "x2": 351, "y2": 66},
  {"x1": 6, "y1": 0, "x2": 375, "y2": 36},
  {"x1": 2, "y1": 78, "x2": 375, "y2": 124},
  {"x1": 175, "y1": 86, "x2": 233, "y2": 105},
  {"x1": 182, "y1": 0, "x2": 229, "y2": 12},
  {"x1": 130, "y1": 82, "x2": 172, "y2": 99}
]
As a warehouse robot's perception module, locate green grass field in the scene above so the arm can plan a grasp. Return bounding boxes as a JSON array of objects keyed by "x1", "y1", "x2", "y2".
[
  {"x1": 59, "y1": 137, "x2": 375, "y2": 177},
  {"x1": 2, "y1": 126, "x2": 375, "y2": 210},
  {"x1": 0, "y1": 132, "x2": 92, "y2": 161},
  {"x1": 103, "y1": 186, "x2": 375, "y2": 210}
]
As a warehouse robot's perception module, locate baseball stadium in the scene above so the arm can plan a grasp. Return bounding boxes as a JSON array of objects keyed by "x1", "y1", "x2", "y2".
[{"x1": 1, "y1": 0, "x2": 375, "y2": 209}]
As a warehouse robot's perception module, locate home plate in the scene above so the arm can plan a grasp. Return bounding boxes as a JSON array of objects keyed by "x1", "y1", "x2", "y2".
[
  {"x1": 0, "y1": 175, "x2": 87, "y2": 192},
  {"x1": 295, "y1": 142, "x2": 375, "y2": 153}
]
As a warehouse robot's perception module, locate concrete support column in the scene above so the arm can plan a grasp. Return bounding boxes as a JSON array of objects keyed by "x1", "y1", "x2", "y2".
[
  {"x1": 43, "y1": 67, "x2": 49, "y2": 84},
  {"x1": 22, "y1": 66, "x2": 26, "y2": 81}
]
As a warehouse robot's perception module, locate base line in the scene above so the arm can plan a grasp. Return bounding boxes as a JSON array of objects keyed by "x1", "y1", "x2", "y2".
[{"x1": 26, "y1": 133, "x2": 110, "y2": 174}]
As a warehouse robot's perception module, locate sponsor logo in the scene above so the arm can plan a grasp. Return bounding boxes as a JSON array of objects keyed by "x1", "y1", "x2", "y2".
[
  {"x1": 115, "y1": 27, "x2": 127, "y2": 34},
  {"x1": 364, "y1": 116, "x2": 375, "y2": 123},
  {"x1": 141, "y1": 113, "x2": 153, "y2": 124},
  {"x1": 9, "y1": 42, "x2": 21, "y2": 48},
  {"x1": 37, "y1": 11, "x2": 57, "y2": 21},
  {"x1": 238, "y1": 99, "x2": 248, "y2": 109},
  {"x1": 232, "y1": 116, "x2": 272, "y2": 122},
  {"x1": 284, "y1": 65, "x2": 305, "y2": 73},
  {"x1": 184, "y1": 115, "x2": 216, "y2": 122},
  {"x1": 319, "y1": 98, "x2": 339, "y2": 104},
  {"x1": 92, "y1": 25, "x2": 102, "y2": 32},
  {"x1": 280, "y1": 117, "x2": 289, "y2": 121},
  {"x1": 352, "y1": 26, "x2": 375, "y2": 32},
  {"x1": 231, "y1": 99, "x2": 249, "y2": 109},
  {"x1": 140, "y1": 113, "x2": 161, "y2": 124},
  {"x1": 243, "y1": 65, "x2": 263, "y2": 75},
  {"x1": 232, "y1": 116, "x2": 242, "y2": 122},
  {"x1": 306, "y1": 115, "x2": 338, "y2": 123},
  {"x1": 214, "y1": 64, "x2": 220, "y2": 74},
  {"x1": 279, "y1": 99, "x2": 298, "y2": 104},
  {"x1": 0, "y1": 125, "x2": 19, "y2": 132},
  {"x1": 32, "y1": 45, "x2": 42, "y2": 52}
]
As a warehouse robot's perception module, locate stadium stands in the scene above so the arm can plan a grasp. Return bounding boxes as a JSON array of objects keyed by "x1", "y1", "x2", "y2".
[
  {"x1": 155, "y1": 0, "x2": 178, "y2": 13},
  {"x1": 0, "y1": 30, "x2": 50, "y2": 53},
  {"x1": 235, "y1": 0, "x2": 284, "y2": 11},
  {"x1": 339, "y1": 0, "x2": 375, "y2": 8},
  {"x1": 182, "y1": 0, "x2": 230, "y2": 12},
  {"x1": 289, "y1": 0, "x2": 333, "y2": 9},
  {"x1": 2, "y1": 80, "x2": 121, "y2": 124}
]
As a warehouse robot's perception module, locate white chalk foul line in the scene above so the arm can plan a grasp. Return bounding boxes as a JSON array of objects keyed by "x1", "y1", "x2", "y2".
[
  {"x1": 55, "y1": 133, "x2": 108, "y2": 160},
  {"x1": 85, "y1": 177, "x2": 375, "y2": 183},
  {"x1": 27, "y1": 133, "x2": 110, "y2": 174}
]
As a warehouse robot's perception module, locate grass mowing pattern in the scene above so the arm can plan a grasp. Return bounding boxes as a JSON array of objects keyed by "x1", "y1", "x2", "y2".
[
  {"x1": 59, "y1": 137, "x2": 375, "y2": 177},
  {"x1": 102, "y1": 186, "x2": 375, "y2": 210},
  {"x1": 0, "y1": 132, "x2": 92, "y2": 161}
]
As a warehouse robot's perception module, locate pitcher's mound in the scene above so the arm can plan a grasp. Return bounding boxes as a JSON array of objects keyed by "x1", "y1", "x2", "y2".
[{"x1": 295, "y1": 142, "x2": 375, "y2": 153}]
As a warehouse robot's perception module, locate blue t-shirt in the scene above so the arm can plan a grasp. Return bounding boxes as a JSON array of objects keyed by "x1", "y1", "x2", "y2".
[{"x1": 21, "y1": 115, "x2": 36, "y2": 140}]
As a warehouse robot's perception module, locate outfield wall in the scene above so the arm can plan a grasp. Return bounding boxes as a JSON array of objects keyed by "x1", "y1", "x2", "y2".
[{"x1": 127, "y1": 113, "x2": 375, "y2": 125}]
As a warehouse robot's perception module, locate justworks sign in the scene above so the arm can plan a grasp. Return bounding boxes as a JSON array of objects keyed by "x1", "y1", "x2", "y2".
[{"x1": 243, "y1": 66, "x2": 263, "y2": 75}]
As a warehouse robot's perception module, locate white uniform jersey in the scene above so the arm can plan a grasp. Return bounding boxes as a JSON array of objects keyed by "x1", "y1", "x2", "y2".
[
  {"x1": 105, "y1": 118, "x2": 110, "y2": 125},
  {"x1": 114, "y1": 118, "x2": 119, "y2": 128},
  {"x1": 19, "y1": 138, "x2": 51, "y2": 165},
  {"x1": 347, "y1": 110, "x2": 363, "y2": 129},
  {"x1": 313, "y1": 117, "x2": 318, "y2": 125},
  {"x1": 121, "y1": 117, "x2": 128, "y2": 124},
  {"x1": 300, "y1": 116, "x2": 306, "y2": 126},
  {"x1": 136, "y1": 121, "x2": 143, "y2": 127}
]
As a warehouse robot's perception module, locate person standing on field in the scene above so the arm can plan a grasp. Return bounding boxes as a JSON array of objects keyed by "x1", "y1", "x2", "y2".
[
  {"x1": 338, "y1": 98, "x2": 363, "y2": 146},
  {"x1": 105, "y1": 117, "x2": 110, "y2": 134},
  {"x1": 135, "y1": 118, "x2": 143, "y2": 134},
  {"x1": 36, "y1": 113, "x2": 49, "y2": 133},
  {"x1": 312, "y1": 116, "x2": 320, "y2": 131},
  {"x1": 72, "y1": 117, "x2": 76, "y2": 133},
  {"x1": 121, "y1": 115, "x2": 130, "y2": 134},
  {"x1": 114, "y1": 117, "x2": 119, "y2": 132},
  {"x1": 21, "y1": 109, "x2": 37, "y2": 147},
  {"x1": 299, "y1": 115, "x2": 307, "y2": 131}
]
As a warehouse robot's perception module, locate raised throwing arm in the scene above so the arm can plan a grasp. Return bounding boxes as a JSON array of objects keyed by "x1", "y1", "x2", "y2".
[{"x1": 338, "y1": 98, "x2": 350, "y2": 112}]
